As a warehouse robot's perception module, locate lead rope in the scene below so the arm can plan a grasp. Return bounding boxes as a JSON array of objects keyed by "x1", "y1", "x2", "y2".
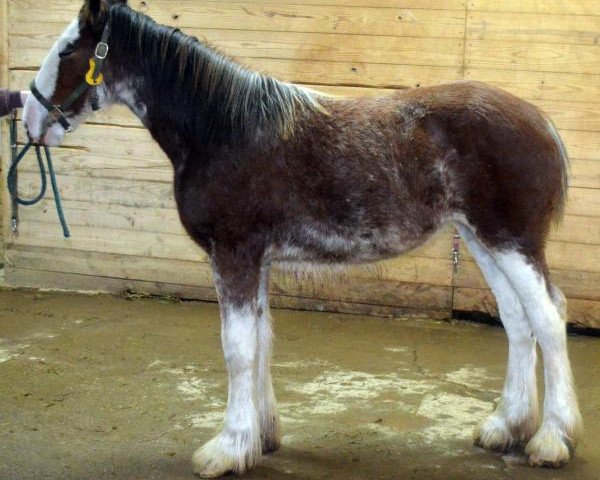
[{"x1": 6, "y1": 110, "x2": 70, "y2": 238}]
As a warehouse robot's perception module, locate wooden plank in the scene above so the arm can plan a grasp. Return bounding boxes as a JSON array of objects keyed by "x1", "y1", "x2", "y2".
[
  {"x1": 15, "y1": 172, "x2": 176, "y2": 209},
  {"x1": 560, "y1": 130, "x2": 600, "y2": 162},
  {"x1": 20, "y1": 200, "x2": 185, "y2": 235},
  {"x1": 4, "y1": 265, "x2": 220, "y2": 302},
  {"x1": 6, "y1": 244, "x2": 213, "y2": 288},
  {"x1": 273, "y1": 272, "x2": 452, "y2": 308},
  {"x1": 466, "y1": 40, "x2": 600, "y2": 75},
  {"x1": 12, "y1": 2, "x2": 466, "y2": 39},
  {"x1": 563, "y1": 187, "x2": 600, "y2": 217},
  {"x1": 156, "y1": 3, "x2": 466, "y2": 38},
  {"x1": 15, "y1": 147, "x2": 172, "y2": 183},
  {"x1": 5, "y1": 267, "x2": 450, "y2": 319},
  {"x1": 0, "y1": 0, "x2": 9, "y2": 259},
  {"x1": 469, "y1": 0, "x2": 600, "y2": 16},
  {"x1": 5, "y1": 246, "x2": 454, "y2": 310},
  {"x1": 268, "y1": 294, "x2": 449, "y2": 319},
  {"x1": 453, "y1": 287, "x2": 498, "y2": 316},
  {"x1": 457, "y1": 237, "x2": 600, "y2": 274},
  {"x1": 191, "y1": 0, "x2": 466, "y2": 9},
  {"x1": 10, "y1": 28, "x2": 465, "y2": 70},
  {"x1": 468, "y1": 11, "x2": 600, "y2": 45},
  {"x1": 534, "y1": 99, "x2": 600, "y2": 133},
  {"x1": 9, "y1": 0, "x2": 468, "y2": 20},
  {"x1": 550, "y1": 214, "x2": 600, "y2": 245},
  {"x1": 570, "y1": 160, "x2": 600, "y2": 190},
  {"x1": 10, "y1": 221, "x2": 207, "y2": 263},
  {"x1": 0, "y1": 0, "x2": 7, "y2": 86},
  {"x1": 453, "y1": 287, "x2": 600, "y2": 329},
  {"x1": 546, "y1": 241, "x2": 600, "y2": 273},
  {"x1": 11, "y1": 121, "x2": 167, "y2": 163},
  {"x1": 358, "y1": 256, "x2": 453, "y2": 285},
  {"x1": 454, "y1": 259, "x2": 600, "y2": 301},
  {"x1": 465, "y1": 68, "x2": 600, "y2": 104}
]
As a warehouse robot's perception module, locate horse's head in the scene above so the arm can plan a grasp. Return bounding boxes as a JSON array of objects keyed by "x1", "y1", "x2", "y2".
[{"x1": 23, "y1": 0, "x2": 127, "y2": 146}]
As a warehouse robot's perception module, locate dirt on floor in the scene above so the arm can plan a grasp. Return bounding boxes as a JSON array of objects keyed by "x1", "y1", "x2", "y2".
[{"x1": 0, "y1": 289, "x2": 599, "y2": 480}]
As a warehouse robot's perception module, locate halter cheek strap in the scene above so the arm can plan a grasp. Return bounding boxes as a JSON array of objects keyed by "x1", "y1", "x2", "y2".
[
  {"x1": 30, "y1": 80, "x2": 89, "y2": 132},
  {"x1": 88, "y1": 25, "x2": 111, "y2": 110},
  {"x1": 30, "y1": 18, "x2": 111, "y2": 133}
]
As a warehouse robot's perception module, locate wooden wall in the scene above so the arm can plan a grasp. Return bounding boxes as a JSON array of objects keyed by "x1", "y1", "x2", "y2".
[
  {"x1": 1, "y1": 0, "x2": 598, "y2": 328},
  {"x1": 457, "y1": 1, "x2": 600, "y2": 329},
  {"x1": 0, "y1": 0, "x2": 7, "y2": 258}
]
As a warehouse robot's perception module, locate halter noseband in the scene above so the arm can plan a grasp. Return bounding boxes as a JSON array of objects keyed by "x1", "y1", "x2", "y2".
[{"x1": 30, "y1": 18, "x2": 111, "y2": 133}]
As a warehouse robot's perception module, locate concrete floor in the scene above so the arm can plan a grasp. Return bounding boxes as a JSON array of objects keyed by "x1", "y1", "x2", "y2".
[{"x1": 0, "y1": 290, "x2": 599, "y2": 480}]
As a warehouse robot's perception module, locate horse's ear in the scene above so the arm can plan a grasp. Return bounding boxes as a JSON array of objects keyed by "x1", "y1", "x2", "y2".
[{"x1": 81, "y1": 0, "x2": 109, "y2": 27}]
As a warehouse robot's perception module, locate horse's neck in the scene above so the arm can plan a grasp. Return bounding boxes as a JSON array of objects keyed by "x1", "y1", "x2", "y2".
[{"x1": 105, "y1": 11, "x2": 317, "y2": 164}]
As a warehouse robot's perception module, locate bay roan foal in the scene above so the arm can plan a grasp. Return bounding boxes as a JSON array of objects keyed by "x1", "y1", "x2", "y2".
[{"x1": 23, "y1": 0, "x2": 582, "y2": 477}]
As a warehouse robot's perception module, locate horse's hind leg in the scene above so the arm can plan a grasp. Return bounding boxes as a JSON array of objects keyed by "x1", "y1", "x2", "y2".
[
  {"x1": 456, "y1": 225, "x2": 539, "y2": 450},
  {"x1": 192, "y1": 247, "x2": 263, "y2": 478},
  {"x1": 491, "y1": 248, "x2": 583, "y2": 467},
  {"x1": 257, "y1": 262, "x2": 281, "y2": 453}
]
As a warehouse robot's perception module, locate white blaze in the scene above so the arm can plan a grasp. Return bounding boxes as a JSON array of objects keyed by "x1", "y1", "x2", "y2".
[{"x1": 23, "y1": 20, "x2": 80, "y2": 144}]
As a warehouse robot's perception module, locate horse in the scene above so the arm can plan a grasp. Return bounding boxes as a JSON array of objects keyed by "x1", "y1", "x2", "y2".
[{"x1": 22, "y1": 0, "x2": 582, "y2": 477}]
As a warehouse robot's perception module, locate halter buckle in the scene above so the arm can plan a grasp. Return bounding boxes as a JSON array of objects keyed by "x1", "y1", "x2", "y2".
[
  {"x1": 49, "y1": 105, "x2": 72, "y2": 132},
  {"x1": 95, "y1": 42, "x2": 109, "y2": 60},
  {"x1": 50, "y1": 105, "x2": 66, "y2": 121}
]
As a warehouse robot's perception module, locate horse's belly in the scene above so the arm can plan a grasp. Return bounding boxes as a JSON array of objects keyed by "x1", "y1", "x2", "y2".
[{"x1": 271, "y1": 224, "x2": 432, "y2": 264}]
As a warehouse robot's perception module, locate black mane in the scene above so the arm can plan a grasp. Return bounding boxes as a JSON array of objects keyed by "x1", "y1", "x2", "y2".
[{"x1": 108, "y1": 5, "x2": 322, "y2": 144}]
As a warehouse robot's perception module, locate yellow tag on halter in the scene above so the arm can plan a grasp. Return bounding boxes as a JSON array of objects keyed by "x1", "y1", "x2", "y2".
[{"x1": 85, "y1": 58, "x2": 104, "y2": 86}]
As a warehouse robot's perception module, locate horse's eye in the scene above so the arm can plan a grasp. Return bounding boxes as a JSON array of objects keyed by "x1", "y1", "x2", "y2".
[{"x1": 59, "y1": 44, "x2": 76, "y2": 58}]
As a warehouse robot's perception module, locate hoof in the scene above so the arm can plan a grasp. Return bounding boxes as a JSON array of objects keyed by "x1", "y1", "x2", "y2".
[
  {"x1": 192, "y1": 432, "x2": 261, "y2": 478},
  {"x1": 261, "y1": 433, "x2": 281, "y2": 455},
  {"x1": 526, "y1": 429, "x2": 573, "y2": 468},
  {"x1": 261, "y1": 415, "x2": 282, "y2": 454},
  {"x1": 474, "y1": 415, "x2": 514, "y2": 452}
]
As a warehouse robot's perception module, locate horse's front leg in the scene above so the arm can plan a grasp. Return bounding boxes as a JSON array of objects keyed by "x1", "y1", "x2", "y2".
[
  {"x1": 193, "y1": 248, "x2": 263, "y2": 478},
  {"x1": 257, "y1": 262, "x2": 281, "y2": 453}
]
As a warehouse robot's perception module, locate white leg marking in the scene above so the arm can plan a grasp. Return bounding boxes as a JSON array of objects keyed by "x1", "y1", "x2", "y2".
[
  {"x1": 493, "y1": 250, "x2": 582, "y2": 467},
  {"x1": 457, "y1": 226, "x2": 539, "y2": 451},
  {"x1": 192, "y1": 302, "x2": 261, "y2": 477},
  {"x1": 256, "y1": 264, "x2": 281, "y2": 453}
]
